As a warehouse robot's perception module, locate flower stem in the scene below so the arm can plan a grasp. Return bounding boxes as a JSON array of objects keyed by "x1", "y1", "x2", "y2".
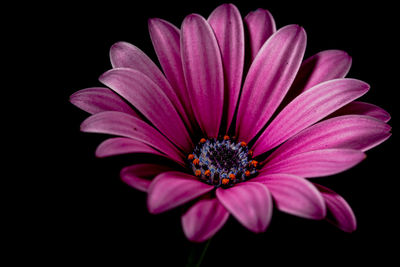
[{"x1": 186, "y1": 238, "x2": 212, "y2": 267}]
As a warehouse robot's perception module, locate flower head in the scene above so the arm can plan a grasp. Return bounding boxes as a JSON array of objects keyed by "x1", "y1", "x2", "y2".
[{"x1": 70, "y1": 4, "x2": 391, "y2": 242}]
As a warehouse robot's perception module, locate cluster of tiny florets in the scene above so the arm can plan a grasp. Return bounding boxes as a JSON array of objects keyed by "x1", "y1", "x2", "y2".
[{"x1": 187, "y1": 136, "x2": 258, "y2": 188}]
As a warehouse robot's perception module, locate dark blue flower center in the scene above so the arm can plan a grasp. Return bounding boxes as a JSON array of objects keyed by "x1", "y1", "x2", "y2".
[{"x1": 187, "y1": 136, "x2": 258, "y2": 188}]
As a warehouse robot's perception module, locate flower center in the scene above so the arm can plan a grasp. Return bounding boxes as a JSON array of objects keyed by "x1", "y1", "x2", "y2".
[{"x1": 187, "y1": 136, "x2": 258, "y2": 188}]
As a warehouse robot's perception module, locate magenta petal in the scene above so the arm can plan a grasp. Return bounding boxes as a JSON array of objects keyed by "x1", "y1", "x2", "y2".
[
  {"x1": 181, "y1": 14, "x2": 224, "y2": 138},
  {"x1": 253, "y1": 79, "x2": 369, "y2": 155},
  {"x1": 244, "y1": 8, "x2": 276, "y2": 60},
  {"x1": 80, "y1": 111, "x2": 185, "y2": 165},
  {"x1": 70, "y1": 87, "x2": 138, "y2": 116},
  {"x1": 286, "y1": 50, "x2": 352, "y2": 103},
  {"x1": 236, "y1": 25, "x2": 306, "y2": 142},
  {"x1": 99, "y1": 68, "x2": 193, "y2": 152},
  {"x1": 148, "y1": 18, "x2": 196, "y2": 128},
  {"x1": 208, "y1": 4, "x2": 244, "y2": 131},
  {"x1": 314, "y1": 183, "x2": 357, "y2": 232},
  {"x1": 120, "y1": 164, "x2": 174, "y2": 192},
  {"x1": 216, "y1": 182, "x2": 272, "y2": 233},
  {"x1": 148, "y1": 19, "x2": 186, "y2": 98},
  {"x1": 147, "y1": 171, "x2": 214, "y2": 214},
  {"x1": 265, "y1": 115, "x2": 391, "y2": 165},
  {"x1": 181, "y1": 198, "x2": 229, "y2": 243},
  {"x1": 95, "y1": 137, "x2": 166, "y2": 159},
  {"x1": 251, "y1": 174, "x2": 326, "y2": 219},
  {"x1": 109, "y1": 42, "x2": 193, "y2": 133},
  {"x1": 110, "y1": 41, "x2": 174, "y2": 92},
  {"x1": 109, "y1": 42, "x2": 175, "y2": 99},
  {"x1": 328, "y1": 101, "x2": 391, "y2": 122},
  {"x1": 261, "y1": 149, "x2": 366, "y2": 178}
]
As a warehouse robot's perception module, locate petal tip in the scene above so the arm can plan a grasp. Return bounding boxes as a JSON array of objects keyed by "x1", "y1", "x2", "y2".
[
  {"x1": 245, "y1": 8, "x2": 273, "y2": 20},
  {"x1": 360, "y1": 80, "x2": 370, "y2": 91},
  {"x1": 98, "y1": 68, "x2": 126, "y2": 84},
  {"x1": 119, "y1": 167, "x2": 131, "y2": 184},
  {"x1": 343, "y1": 223, "x2": 357, "y2": 233},
  {"x1": 98, "y1": 69, "x2": 113, "y2": 84},
  {"x1": 79, "y1": 117, "x2": 90, "y2": 132},
  {"x1": 216, "y1": 183, "x2": 272, "y2": 234},
  {"x1": 215, "y1": 3, "x2": 238, "y2": 12},
  {"x1": 252, "y1": 224, "x2": 269, "y2": 233},
  {"x1": 148, "y1": 17, "x2": 161, "y2": 27},
  {"x1": 94, "y1": 149, "x2": 103, "y2": 158},
  {"x1": 346, "y1": 78, "x2": 370, "y2": 92},
  {"x1": 110, "y1": 41, "x2": 131, "y2": 50},
  {"x1": 182, "y1": 13, "x2": 205, "y2": 25},
  {"x1": 109, "y1": 41, "x2": 126, "y2": 57},
  {"x1": 328, "y1": 49, "x2": 352, "y2": 64},
  {"x1": 110, "y1": 41, "x2": 121, "y2": 50},
  {"x1": 146, "y1": 195, "x2": 161, "y2": 215},
  {"x1": 331, "y1": 213, "x2": 357, "y2": 233},
  {"x1": 340, "y1": 50, "x2": 352, "y2": 60},
  {"x1": 286, "y1": 24, "x2": 305, "y2": 32},
  {"x1": 109, "y1": 41, "x2": 133, "y2": 68},
  {"x1": 184, "y1": 233, "x2": 209, "y2": 243},
  {"x1": 274, "y1": 24, "x2": 307, "y2": 47},
  {"x1": 69, "y1": 91, "x2": 79, "y2": 105}
]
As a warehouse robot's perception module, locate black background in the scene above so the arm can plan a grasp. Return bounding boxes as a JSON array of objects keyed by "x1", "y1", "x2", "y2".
[{"x1": 20, "y1": 0, "x2": 398, "y2": 265}]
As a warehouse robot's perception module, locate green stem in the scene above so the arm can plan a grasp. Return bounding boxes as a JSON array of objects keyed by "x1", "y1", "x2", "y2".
[{"x1": 186, "y1": 238, "x2": 212, "y2": 267}]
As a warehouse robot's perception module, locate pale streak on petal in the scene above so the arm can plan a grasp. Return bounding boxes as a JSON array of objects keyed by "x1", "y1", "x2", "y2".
[
  {"x1": 181, "y1": 14, "x2": 225, "y2": 138},
  {"x1": 208, "y1": 3, "x2": 245, "y2": 131}
]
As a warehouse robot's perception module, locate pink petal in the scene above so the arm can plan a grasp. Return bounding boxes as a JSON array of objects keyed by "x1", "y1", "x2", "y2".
[
  {"x1": 99, "y1": 68, "x2": 193, "y2": 152},
  {"x1": 216, "y1": 182, "x2": 272, "y2": 233},
  {"x1": 328, "y1": 101, "x2": 391, "y2": 122},
  {"x1": 109, "y1": 41, "x2": 173, "y2": 91},
  {"x1": 314, "y1": 183, "x2": 357, "y2": 232},
  {"x1": 148, "y1": 18, "x2": 196, "y2": 129},
  {"x1": 80, "y1": 111, "x2": 185, "y2": 165},
  {"x1": 261, "y1": 149, "x2": 366, "y2": 178},
  {"x1": 235, "y1": 25, "x2": 306, "y2": 142},
  {"x1": 95, "y1": 137, "x2": 166, "y2": 159},
  {"x1": 120, "y1": 164, "x2": 174, "y2": 192},
  {"x1": 251, "y1": 174, "x2": 326, "y2": 219},
  {"x1": 244, "y1": 8, "x2": 276, "y2": 60},
  {"x1": 286, "y1": 50, "x2": 352, "y2": 103},
  {"x1": 265, "y1": 115, "x2": 391, "y2": 165},
  {"x1": 147, "y1": 171, "x2": 214, "y2": 214},
  {"x1": 109, "y1": 41, "x2": 173, "y2": 96},
  {"x1": 181, "y1": 14, "x2": 224, "y2": 138},
  {"x1": 69, "y1": 87, "x2": 138, "y2": 116},
  {"x1": 109, "y1": 42, "x2": 193, "y2": 133},
  {"x1": 253, "y1": 78, "x2": 369, "y2": 156},
  {"x1": 181, "y1": 198, "x2": 229, "y2": 243},
  {"x1": 208, "y1": 3, "x2": 245, "y2": 131}
]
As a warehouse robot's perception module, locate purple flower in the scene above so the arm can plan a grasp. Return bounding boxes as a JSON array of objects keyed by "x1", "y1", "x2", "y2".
[{"x1": 70, "y1": 4, "x2": 391, "y2": 242}]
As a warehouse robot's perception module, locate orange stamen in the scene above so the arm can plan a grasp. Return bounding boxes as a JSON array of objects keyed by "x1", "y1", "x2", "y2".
[
  {"x1": 223, "y1": 135, "x2": 230, "y2": 140},
  {"x1": 222, "y1": 178, "x2": 230, "y2": 185},
  {"x1": 240, "y1": 141, "x2": 247, "y2": 147},
  {"x1": 204, "y1": 170, "x2": 211, "y2": 177},
  {"x1": 187, "y1": 154, "x2": 195, "y2": 160},
  {"x1": 229, "y1": 173, "x2": 236, "y2": 180},
  {"x1": 195, "y1": 170, "x2": 202, "y2": 177},
  {"x1": 248, "y1": 150, "x2": 253, "y2": 157},
  {"x1": 245, "y1": 170, "x2": 251, "y2": 177},
  {"x1": 251, "y1": 160, "x2": 258, "y2": 167},
  {"x1": 200, "y1": 138, "x2": 207, "y2": 144},
  {"x1": 193, "y1": 158, "x2": 200, "y2": 166}
]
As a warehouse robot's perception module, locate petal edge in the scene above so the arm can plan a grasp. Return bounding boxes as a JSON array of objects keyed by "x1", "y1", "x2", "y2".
[
  {"x1": 182, "y1": 198, "x2": 229, "y2": 242},
  {"x1": 216, "y1": 182, "x2": 272, "y2": 233},
  {"x1": 147, "y1": 171, "x2": 214, "y2": 214}
]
